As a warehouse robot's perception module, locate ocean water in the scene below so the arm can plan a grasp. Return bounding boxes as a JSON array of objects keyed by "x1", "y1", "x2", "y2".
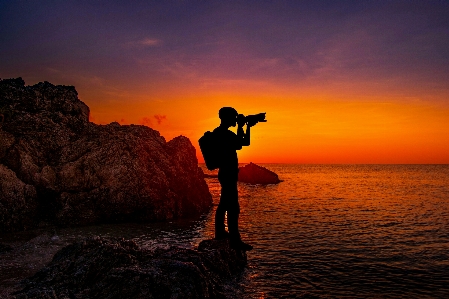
[
  {"x1": 1, "y1": 164, "x2": 448, "y2": 298},
  {"x1": 199, "y1": 164, "x2": 449, "y2": 298}
]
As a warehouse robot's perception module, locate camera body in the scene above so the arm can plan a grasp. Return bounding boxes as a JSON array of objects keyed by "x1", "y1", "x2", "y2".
[{"x1": 238, "y1": 112, "x2": 267, "y2": 126}]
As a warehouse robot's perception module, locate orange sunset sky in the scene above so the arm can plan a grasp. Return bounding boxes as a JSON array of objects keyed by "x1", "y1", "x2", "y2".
[{"x1": 1, "y1": 1, "x2": 448, "y2": 163}]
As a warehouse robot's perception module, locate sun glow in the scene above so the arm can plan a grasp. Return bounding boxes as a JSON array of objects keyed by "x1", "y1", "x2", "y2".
[{"x1": 84, "y1": 85, "x2": 449, "y2": 164}]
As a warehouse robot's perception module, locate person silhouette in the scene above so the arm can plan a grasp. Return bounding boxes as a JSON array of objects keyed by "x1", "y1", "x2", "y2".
[{"x1": 213, "y1": 107, "x2": 253, "y2": 251}]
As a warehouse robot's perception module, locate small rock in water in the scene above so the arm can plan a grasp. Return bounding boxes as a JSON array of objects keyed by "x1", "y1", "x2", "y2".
[{"x1": 238, "y1": 162, "x2": 281, "y2": 185}]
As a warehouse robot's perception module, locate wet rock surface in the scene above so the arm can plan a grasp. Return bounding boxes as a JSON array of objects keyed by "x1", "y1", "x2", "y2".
[
  {"x1": 238, "y1": 163, "x2": 281, "y2": 185},
  {"x1": 12, "y1": 237, "x2": 247, "y2": 299},
  {"x1": 0, "y1": 78, "x2": 212, "y2": 231},
  {"x1": 0, "y1": 242, "x2": 13, "y2": 253}
]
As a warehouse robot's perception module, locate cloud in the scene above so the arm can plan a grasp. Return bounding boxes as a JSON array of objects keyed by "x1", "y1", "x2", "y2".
[
  {"x1": 124, "y1": 37, "x2": 162, "y2": 50},
  {"x1": 139, "y1": 38, "x2": 161, "y2": 46},
  {"x1": 154, "y1": 114, "x2": 167, "y2": 124},
  {"x1": 139, "y1": 117, "x2": 153, "y2": 127},
  {"x1": 138, "y1": 115, "x2": 166, "y2": 127}
]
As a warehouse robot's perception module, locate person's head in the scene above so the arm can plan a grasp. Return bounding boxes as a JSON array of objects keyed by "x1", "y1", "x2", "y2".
[{"x1": 219, "y1": 107, "x2": 238, "y2": 127}]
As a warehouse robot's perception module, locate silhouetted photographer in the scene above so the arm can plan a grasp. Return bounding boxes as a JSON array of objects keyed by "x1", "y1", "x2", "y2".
[{"x1": 199, "y1": 107, "x2": 266, "y2": 251}]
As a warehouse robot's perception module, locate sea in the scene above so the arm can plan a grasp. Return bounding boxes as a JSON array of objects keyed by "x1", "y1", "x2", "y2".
[{"x1": 1, "y1": 164, "x2": 448, "y2": 298}]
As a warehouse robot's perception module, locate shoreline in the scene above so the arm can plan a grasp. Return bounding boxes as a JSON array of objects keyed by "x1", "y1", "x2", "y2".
[
  {"x1": 0, "y1": 207, "x2": 218, "y2": 297},
  {"x1": 11, "y1": 236, "x2": 247, "y2": 298},
  {"x1": 0, "y1": 213, "x2": 214, "y2": 297}
]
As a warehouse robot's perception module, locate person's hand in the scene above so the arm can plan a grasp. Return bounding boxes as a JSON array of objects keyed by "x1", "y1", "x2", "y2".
[
  {"x1": 237, "y1": 114, "x2": 246, "y2": 127},
  {"x1": 247, "y1": 119, "x2": 258, "y2": 127}
]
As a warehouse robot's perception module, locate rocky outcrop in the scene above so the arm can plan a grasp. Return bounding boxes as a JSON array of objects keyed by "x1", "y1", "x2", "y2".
[
  {"x1": 0, "y1": 78, "x2": 212, "y2": 231},
  {"x1": 0, "y1": 242, "x2": 13, "y2": 254},
  {"x1": 13, "y1": 237, "x2": 247, "y2": 298},
  {"x1": 238, "y1": 162, "x2": 281, "y2": 185},
  {"x1": 0, "y1": 164, "x2": 38, "y2": 231}
]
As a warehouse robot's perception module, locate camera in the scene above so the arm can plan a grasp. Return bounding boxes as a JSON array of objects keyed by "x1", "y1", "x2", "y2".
[{"x1": 238, "y1": 113, "x2": 267, "y2": 126}]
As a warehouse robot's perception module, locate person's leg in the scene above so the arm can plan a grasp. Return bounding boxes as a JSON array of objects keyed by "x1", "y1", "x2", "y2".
[
  {"x1": 225, "y1": 180, "x2": 240, "y2": 242},
  {"x1": 217, "y1": 170, "x2": 252, "y2": 250},
  {"x1": 225, "y1": 179, "x2": 253, "y2": 251},
  {"x1": 215, "y1": 175, "x2": 231, "y2": 239},
  {"x1": 215, "y1": 200, "x2": 227, "y2": 239}
]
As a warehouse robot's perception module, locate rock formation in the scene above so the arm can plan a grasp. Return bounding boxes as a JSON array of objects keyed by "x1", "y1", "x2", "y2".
[
  {"x1": 0, "y1": 78, "x2": 212, "y2": 231},
  {"x1": 13, "y1": 237, "x2": 247, "y2": 299},
  {"x1": 0, "y1": 242, "x2": 13, "y2": 254},
  {"x1": 238, "y1": 162, "x2": 281, "y2": 185}
]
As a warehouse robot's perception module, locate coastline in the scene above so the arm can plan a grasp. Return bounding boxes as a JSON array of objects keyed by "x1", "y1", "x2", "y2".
[
  {"x1": 0, "y1": 78, "x2": 212, "y2": 232},
  {"x1": 0, "y1": 219, "x2": 247, "y2": 298},
  {"x1": 9, "y1": 236, "x2": 246, "y2": 299}
]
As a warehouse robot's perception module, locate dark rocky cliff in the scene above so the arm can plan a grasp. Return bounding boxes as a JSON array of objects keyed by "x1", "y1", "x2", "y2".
[{"x1": 0, "y1": 78, "x2": 212, "y2": 231}]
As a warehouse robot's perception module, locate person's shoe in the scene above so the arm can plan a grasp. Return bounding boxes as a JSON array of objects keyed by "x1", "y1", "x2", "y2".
[
  {"x1": 230, "y1": 239, "x2": 253, "y2": 251},
  {"x1": 215, "y1": 231, "x2": 230, "y2": 240},
  {"x1": 239, "y1": 241, "x2": 253, "y2": 251}
]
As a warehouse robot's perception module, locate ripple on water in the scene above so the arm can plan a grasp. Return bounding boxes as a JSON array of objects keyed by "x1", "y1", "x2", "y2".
[{"x1": 1, "y1": 165, "x2": 448, "y2": 298}]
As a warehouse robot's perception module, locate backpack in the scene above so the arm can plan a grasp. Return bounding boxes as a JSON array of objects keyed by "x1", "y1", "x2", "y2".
[{"x1": 199, "y1": 130, "x2": 221, "y2": 170}]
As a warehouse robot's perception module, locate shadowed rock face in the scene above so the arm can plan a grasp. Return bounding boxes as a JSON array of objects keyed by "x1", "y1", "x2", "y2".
[
  {"x1": 0, "y1": 78, "x2": 212, "y2": 231},
  {"x1": 238, "y1": 162, "x2": 281, "y2": 185},
  {"x1": 13, "y1": 237, "x2": 247, "y2": 299}
]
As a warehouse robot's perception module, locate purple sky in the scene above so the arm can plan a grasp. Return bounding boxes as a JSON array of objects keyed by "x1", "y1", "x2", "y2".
[{"x1": 1, "y1": 0, "x2": 448, "y2": 101}]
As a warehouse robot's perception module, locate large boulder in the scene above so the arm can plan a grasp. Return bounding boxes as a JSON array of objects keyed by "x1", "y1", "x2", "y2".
[
  {"x1": 13, "y1": 237, "x2": 247, "y2": 298},
  {"x1": 0, "y1": 164, "x2": 38, "y2": 231},
  {"x1": 238, "y1": 162, "x2": 281, "y2": 185},
  {"x1": 0, "y1": 78, "x2": 212, "y2": 231}
]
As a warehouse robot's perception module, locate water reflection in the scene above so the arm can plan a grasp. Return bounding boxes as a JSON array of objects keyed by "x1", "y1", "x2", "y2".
[
  {"x1": 234, "y1": 164, "x2": 449, "y2": 298},
  {"x1": 1, "y1": 165, "x2": 448, "y2": 298}
]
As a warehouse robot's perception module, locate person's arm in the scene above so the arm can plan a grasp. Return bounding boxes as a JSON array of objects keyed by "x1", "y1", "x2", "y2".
[
  {"x1": 238, "y1": 125, "x2": 250, "y2": 146},
  {"x1": 237, "y1": 114, "x2": 250, "y2": 147}
]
